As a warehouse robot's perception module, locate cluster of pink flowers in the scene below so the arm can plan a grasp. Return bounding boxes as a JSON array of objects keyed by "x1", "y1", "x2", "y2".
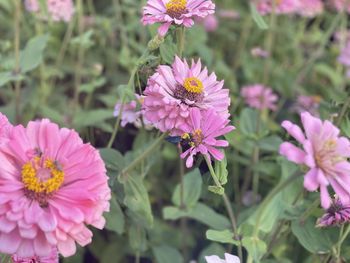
[
  {"x1": 0, "y1": 113, "x2": 111, "y2": 260},
  {"x1": 240, "y1": 84, "x2": 278, "y2": 111},
  {"x1": 279, "y1": 112, "x2": 350, "y2": 209},
  {"x1": 24, "y1": 0, "x2": 75, "y2": 22},
  {"x1": 142, "y1": 0, "x2": 215, "y2": 36}
]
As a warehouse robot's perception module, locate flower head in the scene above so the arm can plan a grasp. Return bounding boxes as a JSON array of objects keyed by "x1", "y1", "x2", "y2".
[
  {"x1": 317, "y1": 198, "x2": 350, "y2": 227},
  {"x1": 329, "y1": 0, "x2": 350, "y2": 13},
  {"x1": 0, "y1": 119, "x2": 111, "y2": 257},
  {"x1": 47, "y1": 0, "x2": 75, "y2": 22},
  {"x1": 24, "y1": 0, "x2": 40, "y2": 13},
  {"x1": 179, "y1": 108, "x2": 234, "y2": 168},
  {"x1": 143, "y1": 56, "x2": 230, "y2": 135},
  {"x1": 279, "y1": 112, "x2": 350, "y2": 209},
  {"x1": 240, "y1": 84, "x2": 278, "y2": 111},
  {"x1": 255, "y1": 0, "x2": 300, "y2": 15},
  {"x1": 293, "y1": 95, "x2": 321, "y2": 117},
  {"x1": 201, "y1": 14, "x2": 219, "y2": 32},
  {"x1": 142, "y1": 0, "x2": 215, "y2": 36},
  {"x1": 12, "y1": 247, "x2": 58, "y2": 263},
  {"x1": 297, "y1": 0, "x2": 323, "y2": 17},
  {"x1": 205, "y1": 253, "x2": 240, "y2": 263}
]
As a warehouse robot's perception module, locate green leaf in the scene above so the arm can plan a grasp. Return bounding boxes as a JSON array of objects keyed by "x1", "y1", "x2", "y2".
[
  {"x1": 72, "y1": 109, "x2": 113, "y2": 129},
  {"x1": 129, "y1": 224, "x2": 148, "y2": 252},
  {"x1": 20, "y1": 34, "x2": 49, "y2": 73},
  {"x1": 105, "y1": 195, "x2": 125, "y2": 234},
  {"x1": 206, "y1": 229, "x2": 239, "y2": 245},
  {"x1": 160, "y1": 38, "x2": 177, "y2": 64},
  {"x1": 239, "y1": 108, "x2": 259, "y2": 137},
  {"x1": 163, "y1": 203, "x2": 230, "y2": 230},
  {"x1": 208, "y1": 185, "x2": 225, "y2": 195},
  {"x1": 250, "y1": 3, "x2": 268, "y2": 30},
  {"x1": 99, "y1": 148, "x2": 125, "y2": 173},
  {"x1": 0, "y1": 71, "x2": 23, "y2": 87},
  {"x1": 258, "y1": 135, "x2": 283, "y2": 152},
  {"x1": 215, "y1": 155, "x2": 228, "y2": 186},
  {"x1": 242, "y1": 236, "x2": 267, "y2": 262},
  {"x1": 152, "y1": 245, "x2": 184, "y2": 263},
  {"x1": 172, "y1": 169, "x2": 202, "y2": 208},
  {"x1": 71, "y1": 30, "x2": 95, "y2": 49},
  {"x1": 341, "y1": 117, "x2": 350, "y2": 138},
  {"x1": 79, "y1": 77, "x2": 106, "y2": 94}
]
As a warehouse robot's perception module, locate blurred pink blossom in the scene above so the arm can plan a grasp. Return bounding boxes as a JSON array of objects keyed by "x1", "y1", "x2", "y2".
[
  {"x1": 205, "y1": 253, "x2": 240, "y2": 263},
  {"x1": 24, "y1": 0, "x2": 40, "y2": 13},
  {"x1": 329, "y1": 0, "x2": 350, "y2": 13},
  {"x1": 202, "y1": 14, "x2": 219, "y2": 32},
  {"x1": 47, "y1": 0, "x2": 75, "y2": 22},
  {"x1": 241, "y1": 84, "x2": 278, "y2": 111},
  {"x1": 251, "y1": 47, "x2": 270, "y2": 58},
  {"x1": 293, "y1": 95, "x2": 321, "y2": 117},
  {"x1": 256, "y1": 0, "x2": 300, "y2": 15},
  {"x1": 297, "y1": 0, "x2": 323, "y2": 17}
]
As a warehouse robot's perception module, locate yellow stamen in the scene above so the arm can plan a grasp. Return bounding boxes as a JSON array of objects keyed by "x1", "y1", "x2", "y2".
[
  {"x1": 183, "y1": 77, "x2": 203, "y2": 94},
  {"x1": 22, "y1": 158, "x2": 64, "y2": 194},
  {"x1": 166, "y1": 0, "x2": 187, "y2": 17},
  {"x1": 181, "y1": 133, "x2": 190, "y2": 140}
]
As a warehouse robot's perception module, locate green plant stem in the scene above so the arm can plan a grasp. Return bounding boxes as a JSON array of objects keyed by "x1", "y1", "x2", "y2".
[
  {"x1": 299, "y1": 198, "x2": 320, "y2": 224},
  {"x1": 253, "y1": 173, "x2": 300, "y2": 237},
  {"x1": 14, "y1": 0, "x2": 21, "y2": 123},
  {"x1": 204, "y1": 156, "x2": 243, "y2": 262},
  {"x1": 120, "y1": 133, "x2": 168, "y2": 176},
  {"x1": 336, "y1": 96, "x2": 350, "y2": 126},
  {"x1": 107, "y1": 95, "x2": 126, "y2": 148},
  {"x1": 176, "y1": 26, "x2": 185, "y2": 57},
  {"x1": 336, "y1": 224, "x2": 350, "y2": 263}
]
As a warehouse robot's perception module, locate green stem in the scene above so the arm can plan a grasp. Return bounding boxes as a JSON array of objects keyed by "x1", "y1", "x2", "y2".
[
  {"x1": 204, "y1": 156, "x2": 243, "y2": 262},
  {"x1": 336, "y1": 224, "x2": 350, "y2": 262},
  {"x1": 176, "y1": 26, "x2": 185, "y2": 57},
  {"x1": 120, "y1": 133, "x2": 167, "y2": 176},
  {"x1": 253, "y1": 173, "x2": 300, "y2": 237},
  {"x1": 336, "y1": 96, "x2": 350, "y2": 126},
  {"x1": 14, "y1": 0, "x2": 21, "y2": 123}
]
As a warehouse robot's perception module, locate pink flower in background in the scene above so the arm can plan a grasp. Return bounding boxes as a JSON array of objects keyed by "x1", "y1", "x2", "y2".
[
  {"x1": 217, "y1": 9, "x2": 240, "y2": 19},
  {"x1": 329, "y1": 0, "x2": 350, "y2": 13},
  {"x1": 201, "y1": 14, "x2": 219, "y2": 32},
  {"x1": 241, "y1": 84, "x2": 278, "y2": 111},
  {"x1": 205, "y1": 253, "x2": 240, "y2": 263},
  {"x1": 256, "y1": 0, "x2": 300, "y2": 15},
  {"x1": 143, "y1": 56, "x2": 230, "y2": 135},
  {"x1": 317, "y1": 198, "x2": 350, "y2": 227},
  {"x1": 0, "y1": 119, "x2": 111, "y2": 257},
  {"x1": 24, "y1": 0, "x2": 40, "y2": 13},
  {"x1": 279, "y1": 112, "x2": 350, "y2": 209},
  {"x1": 338, "y1": 40, "x2": 350, "y2": 77},
  {"x1": 0, "y1": 113, "x2": 12, "y2": 145},
  {"x1": 251, "y1": 47, "x2": 270, "y2": 58},
  {"x1": 293, "y1": 95, "x2": 321, "y2": 116},
  {"x1": 297, "y1": 0, "x2": 323, "y2": 17},
  {"x1": 141, "y1": 0, "x2": 215, "y2": 36},
  {"x1": 47, "y1": 0, "x2": 75, "y2": 22},
  {"x1": 12, "y1": 247, "x2": 59, "y2": 263},
  {"x1": 179, "y1": 108, "x2": 234, "y2": 168}
]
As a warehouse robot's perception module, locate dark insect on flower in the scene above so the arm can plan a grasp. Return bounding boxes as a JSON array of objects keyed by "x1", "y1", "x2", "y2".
[
  {"x1": 317, "y1": 198, "x2": 350, "y2": 227},
  {"x1": 165, "y1": 136, "x2": 182, "y2": 144}
]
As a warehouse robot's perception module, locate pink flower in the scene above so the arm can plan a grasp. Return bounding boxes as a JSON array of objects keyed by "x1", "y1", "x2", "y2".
[
  {"x1": 205, "y1": 253, "x2": 240, "y2": 263},
  {"x1": 329, "y1": 0, "x2": 350, "y2": 13},
  {"x1": 240, "y1": 84, "x2": 278, "y2": 111},
  {"x1": 0, "y1": 119, "x2": 111, "y2": 257},
  {"x1": 143, "y1": 56, "x2": 230, "y2": 135},
  {"x1": 338, "y1": 41, "x2": 350, "y2": 67},
  {"x1": 12, "y1": 247, "x2": 58, "y2": 263},
  {"x1": 141, "y1": 0, "x2": 215, "y2": 36},
  {"x1": 256, "y1": 0, "x2": 300, "y2": 15},
  {"x1": 47, "y1": 0, "x2": 75, "y2": 22},
  {"x1": 293, "y1": 95, "x2": 321, "y2": 117},
  {"x1": 279, "y1": 112, "x2": 350, "y2": 209},
  {"x1": 317, "y1": 198, "x2": 350, "y2": 227},
  {"x1": 24, "y1": 0, "x2": 40, "y2": 13},
  {"x1": 201, "y1": 14, "x2": 218, "y2": 32},
  {"x1": 251, "y1": 47, "x2": 270, "y2": 58},
  {"x1": 297, "y1": 0, "x2": 323, "y2": 17},
  {"x1": 0, "y1": 113, "x2": 12, "y2": 145},
  {"x1": 217, "y1": 9, "x2": 240, "y2": 19},
  {"x1": 179, "y1": 108, "x2": 234, "y2": 168}
]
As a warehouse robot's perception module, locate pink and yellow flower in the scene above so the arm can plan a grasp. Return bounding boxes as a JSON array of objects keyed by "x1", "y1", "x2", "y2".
[
  {"x1": 0, "y1": 119, "x2": 111, "y2": 257},
  {"x1": 143, "y1": 56, "x2": 230, "y2": 135},
  {"x1": 179, "y1": 108, "x2": 234, "y2": 168},
  {"x1": 279, "y1": 112, "x2": 350, "y2": 209},
  {"x1": 141, "y1": 0, "x2": 215, "y2": 36},
  {"x1": 240, "y1": 84, "x2": 278, "y2": 111}
]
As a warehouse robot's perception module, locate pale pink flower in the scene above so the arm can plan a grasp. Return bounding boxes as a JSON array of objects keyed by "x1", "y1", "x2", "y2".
[
  {"x1": 179, "y1": 108, "x2": 234, "y2": 168},
  {"x1": 12, "y1": 247, "x2": 58, "y2": 263},
  {"x1": 256, "y1": 0, "x2": 300, "y2": 15},
  {"x1": 317, "y1": 198, "x2": 350, "y2": 227},
  {"x1": 143, "y1": 56, "x2": 230, "y2": 135},
  {"x1": 251, "y1": 47, "x2": 270, "y2": 58},
  {"x1": 201, "y1": 14, "x2": 218, "y2": 32},
  {"x1": 141, "y1": 0, "x2": 215, "y2": 36},
  {"x1": 297, "y1": 0, "x2": 323, "y2": 17},
  {"x1": 24, "y1": 0, "x2": 40, "y2": 13},
  {"x1": 217, "y1": 10, "x2": 240, "y2": 19},
  {"x1": 205, "y1": 253, "x2": 240, "y2": 263},
  {"x1": 329, "y1": 0, "x2": 350, "y2": 13},
  {"x1": 0, "y1": 119, "x2": 111, "y2": 257},
  {"x1": 279, "y1": 112, "x2": 350, "y2": 209},
  {"x1": 338, "y1": 40, "x2": 350, "y2": 78},
  {"x1": 240, "y1": 84, "x2": 278, "y2": 111},
  {"x1": 47, "y1": 0, "x2": 75, "y2": 22},
  {"x1": 293, "y1": 95, "x2": 321, "y2": 117}
]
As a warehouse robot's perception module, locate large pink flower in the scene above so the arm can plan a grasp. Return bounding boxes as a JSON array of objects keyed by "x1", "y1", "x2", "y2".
[
  {"x1": 279, "y1": 112, "x2": 350, "y2": 209},
  {"x1": 297, "y1": 0, "x2": 323, "y2": 17},
  {"x1": 141, "y1": 0, "x2": 215, "y2": 36},
  {"x1": 256, "y1": 0, "x2": 300, "y2": 15},
  {"x1": 240, "y1": 84, "x2": 278, "y2": 111},
  {"x1": 47, "y1": 0, "x2": 75, "y2": 22},
  {"x1": 179, "y1": 108, "x2": 234, "y2": 168},
  {"x1": 12, "y1": 247, "x2": 58, "y2": 263},
  {"x1": 0, "y1": 119, "x2": 111, "y2": 258},
  {"x1": 143, "y1": 56, "x2": 230, "y2": 135}
]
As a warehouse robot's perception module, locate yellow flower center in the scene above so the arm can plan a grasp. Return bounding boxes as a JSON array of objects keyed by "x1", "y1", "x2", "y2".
[
  {"x1": 181, "y1": 129, "x2": 204, "y2": 147},
  {"x1": 166, "y1": 0, "x2": 187, "y2": 18},
  {"x1": 183, "y1": 77, "x2": 204, "y2": 94},
  {"x1": 22, "y1": 157, "x2": 64, "y2": 194}
]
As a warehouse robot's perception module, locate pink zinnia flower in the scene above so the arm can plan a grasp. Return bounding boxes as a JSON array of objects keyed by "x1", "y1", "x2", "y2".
[
  {"x1": 47, "y1": 0, "x2": 75, "y2": 22},
  {"x1": 143, "y1": 56, "x2": 230, "y2": 135},
  {"x1": 141, "y1": 0, "x2": 215, "y2": 36},
  {"x1": 0, "y1": 119, "x2": 111, "y2": 257},
  {"x1": 201, "y1": 14, "x2": 219, "y2": 32},
  {"x1": 317, "y1": 198, "x2": 350, "y2": 227},
  {"x1": 205, "y1": 253, "x2": 240, "y2": 263},
  {"x1": 240, "y1": 84, "x2": 278, "y2": 111},
  {"x1": 279, "y1": 112, "x2": 350, "y2": 209},
  {"x1": 179, "y1": 108, "x2": 234, "y2": 168},
  {"x1": 256, "y1": 0, "x2": 300, "y2": 15},
  {"x1": 297, "y1": 0, "x2": 323, "y2": 17},
  {"x1": 24, "y1": 0, "x2": 40, "y2": 13},
  {"x1": 12, "y1": 247, "x2": 58, "y2": 263},
  {"x1": 293, "y1": 95, "x2": 321, "y2": 117}
]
